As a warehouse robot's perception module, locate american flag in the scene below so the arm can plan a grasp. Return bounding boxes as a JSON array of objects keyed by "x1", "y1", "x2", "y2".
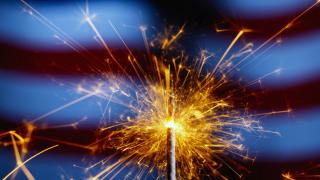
[{"x1": 1, "y1": 0, "x2": 320, "y2": 179}]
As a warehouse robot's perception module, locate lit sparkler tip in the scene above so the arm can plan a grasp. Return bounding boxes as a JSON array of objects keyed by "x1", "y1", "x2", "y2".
[{"x1": 165, "y1": 119, "x2": 175, "y2": 129}]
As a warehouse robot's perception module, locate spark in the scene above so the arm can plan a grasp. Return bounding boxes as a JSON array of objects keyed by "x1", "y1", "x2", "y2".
[
  {"x1": 32, "y1": 136, "x2": 95, "y2": 151},
  {"x1": 161, "y1": 24, "x2": 185, "y2": 49},
  {"x1": 30, "y1": 91, "x2": 98, "y2": 123},
  {"x1": 282, "y1": 164, "x2": 320, "y2": 180},
  {"x1": 227, "y1": 0, "x2": 320, "y2": 74},
  {"x1": 3, "y1": 144, "x2": 59, "y2": 180},
  {"x1": 282, "y1": 172, "x2": 295, "y2": 180},
  {"x1": 211, "y1": 29, "x2": 247, "y2": 74},
  {"x1": 0, "y1": 131, "x2": 35, "y2": 179}
]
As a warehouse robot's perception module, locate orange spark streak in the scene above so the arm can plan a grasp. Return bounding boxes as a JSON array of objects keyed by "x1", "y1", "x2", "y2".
[{"x1": 3, "y1": 145, "x2": 59, "y2": 180}]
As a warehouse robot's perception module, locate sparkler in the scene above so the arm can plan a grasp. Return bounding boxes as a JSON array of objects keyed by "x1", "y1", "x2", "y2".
[
  {"x1": 1, "y1": 0, "x2": 320, "y2": 179},
  {"x1": 83, "y1": 25, "x2": 265, "y2": 178}
]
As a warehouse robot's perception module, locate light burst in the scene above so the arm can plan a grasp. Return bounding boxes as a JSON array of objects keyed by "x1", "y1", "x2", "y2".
[
  {"x1": 91, "y1": 72, "x2": 259, "y2": 179},
  {"x1": 82, "y1": 26, "x2": 266, "y2": 179}
]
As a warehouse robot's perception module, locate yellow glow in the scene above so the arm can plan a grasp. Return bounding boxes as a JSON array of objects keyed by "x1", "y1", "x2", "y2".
[
  {"x1": 165, "y1": 119, "x2": 175, "y2": 129},
  {"x1": 88, "y1": 27, "x2": 262, "y2": 179}
]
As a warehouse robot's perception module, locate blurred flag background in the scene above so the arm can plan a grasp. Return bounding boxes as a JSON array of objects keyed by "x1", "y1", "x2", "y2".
[{"x1": 0, "y1": 0, "x2": 320, "y2": 179}]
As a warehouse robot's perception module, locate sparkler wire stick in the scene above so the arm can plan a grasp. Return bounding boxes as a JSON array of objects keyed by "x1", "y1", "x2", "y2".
[
  {"x1": 167, "y1": 94, "x2": 176, "y2": 180},
  {"x1": 165, "y1": 67, "x2": 176, "y2": 180},
  {"x1": 167, "y1": 125, "x2": 175, "y2": 180}
]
